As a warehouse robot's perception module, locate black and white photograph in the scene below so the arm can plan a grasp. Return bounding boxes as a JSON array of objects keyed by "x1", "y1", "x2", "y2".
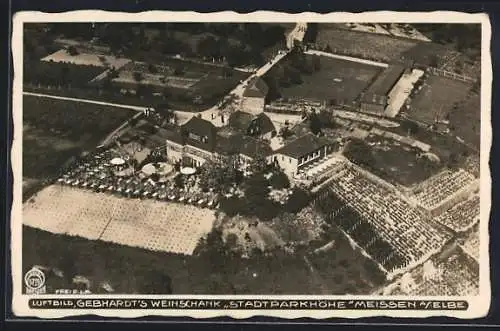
[{"x1": 10, "y1": 11, "x2": 492, "y2": 319}]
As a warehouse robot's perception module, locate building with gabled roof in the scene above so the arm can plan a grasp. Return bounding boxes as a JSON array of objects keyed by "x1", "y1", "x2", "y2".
[
  {"x1": 241, "y1": 77, "x2": 269, "y2": 115},
  {"x1": 271, "y1": 133, "x2": 335, "y2": 177},
  {"x1": 360, "y1": 64, "x2": 405, "y2": 115}
]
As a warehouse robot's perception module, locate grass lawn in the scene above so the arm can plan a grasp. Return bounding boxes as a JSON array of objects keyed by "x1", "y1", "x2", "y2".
[
  {"x1": 406, "y1": 75, "x2": 473, "y2": 125},
  {"x1": 22, "y1": 96, "x2": 136, "y2": 194},
  {"x1": 280, "y1": 55, "x2": 382, "y2": 103}
]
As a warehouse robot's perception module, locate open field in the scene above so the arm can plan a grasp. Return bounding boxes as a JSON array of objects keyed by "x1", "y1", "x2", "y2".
[
  {"x1": 315, "y1": 26, "x2": 420, "y2": 62},
  {"x1": 23, "y1": 95, "x2": 136, "y2": 183},
  {"x1": 406, "y1": 75, "x2": 473, "y2": 125},
  {"x1": 24, "y1": 185, "x2": 216, "y2": 255},
  {"x1": 280, "y1": 55, "x2": 382, "y2": 103}
]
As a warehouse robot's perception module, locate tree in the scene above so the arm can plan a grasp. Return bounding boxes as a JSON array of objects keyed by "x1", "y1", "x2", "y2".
[
  {"x1": 174, "y1": 64, "x2": 184, "y2": 76},
  {"x1": 67, "y1": 45, "x2": 79, "y2": 56},
  {"x1": 148, "y1": 63, "x2": 158, "y2": 73},
  {"x1": 279, "y1": 126, "x2": 293, "y2": 140},
  {"x1": 284, "y1": 188, "x2": 311, "y2": 214},
  {"x1": 174, "y1": 174, "x2": 184, "y2": 188},
  {"x1": 343, "y1": 139, "x2": 376, "y2": 168},
  {"x1": 133, "y1": 71, "x2": 144, "y2": 82},
  {"x1": 244, "y1": 173, "x2": 270, "y2": 202},
  {"x1": 269, "y1": 170, "x2": 290, "y2": 189},
  {"x1": 248, "y1": 153, "x2": 269, "y2": 175},
  {"x1": 312, "y1": 55, "x2": 321, "y2": 71},
  {"x1": 429, "y1": 54, "x2": 439, "y2": 68},
  {"x1": 309, "y1": 111, "x2": 323, "y2": 135}
]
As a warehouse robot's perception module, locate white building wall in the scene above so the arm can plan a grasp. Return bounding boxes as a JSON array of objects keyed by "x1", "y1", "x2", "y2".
[
  {"x1": 272, "y1": 153, "x2": 299, "y2": 177},
  {"x1": 166, "y1": 141, "x2": 184, "y2": 164}
]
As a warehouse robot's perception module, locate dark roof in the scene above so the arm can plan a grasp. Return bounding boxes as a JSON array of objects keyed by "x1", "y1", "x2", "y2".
[
  {"x1": 228, "y1": 111, "x2": 276, "y2": 136},
  {"x1": 276, "y1": 133, "x2": 331, "y2": 159},
  {"x1": 255, "y1": 113, "x2": 276, "y2": 135},
  {"x1": 239, "y1": 135, "x2": 273, "y2": 158},
  {"x1": 215, "y1": 132, "x2": 272, "y2": 158},
  {"x1": 243, "y1": 77, "x2": 269, "y2": 98},
  {"x1": 228, "y1": 111, "x2": 254, "y2": 131},
  {"x1": 155, "y1": 125, "x2": 184, "y2": 145},
  {"x1": 215, "y1": 133, "x2": 243, "y2": 156},
  {"x1": 363, "y1": 64, "x2": 405, "y2": 100},
  {"x1": 181, "y1": 116, "x2": 217, "y2": 152}
]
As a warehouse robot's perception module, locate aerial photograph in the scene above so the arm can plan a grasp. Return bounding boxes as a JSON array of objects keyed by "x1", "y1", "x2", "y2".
[{"x1": 21, "y1": 21, "x2": 481, "y2": 296}]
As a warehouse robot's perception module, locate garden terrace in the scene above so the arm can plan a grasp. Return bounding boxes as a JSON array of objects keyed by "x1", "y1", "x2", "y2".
[
  {"x1": 315, "y1": 166, "x2": 450, "y2": 277},
  {"x1": 435, "y1": 195, "x2": 480, "y2": 233},
  {"x1": 50, "y1": 147, "x2": 220, "y2": 209},
  {"x1": 412, "y1": 169, "x2": 476, "y2": 212}
]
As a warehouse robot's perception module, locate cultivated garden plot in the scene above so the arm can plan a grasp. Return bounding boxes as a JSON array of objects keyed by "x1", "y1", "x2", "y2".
[
  {"x1": 42, "y1": 49, "x2": 131, "y2": 69},
  {"x1": 23, "y1": 185, "x2": 216, "y2": 255}
]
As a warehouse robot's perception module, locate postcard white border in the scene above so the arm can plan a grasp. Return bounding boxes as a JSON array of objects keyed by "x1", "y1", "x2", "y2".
[{"x1": 10, "y1": 10, "x2": 492, "y2": 320}]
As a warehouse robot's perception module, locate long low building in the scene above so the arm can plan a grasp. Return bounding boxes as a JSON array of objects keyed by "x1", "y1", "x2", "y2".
[{"x1": 360, "y1": 64, "x2": 406, "y2": 115}]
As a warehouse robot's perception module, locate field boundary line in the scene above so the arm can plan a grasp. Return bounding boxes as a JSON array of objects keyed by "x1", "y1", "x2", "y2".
[
  {"x1": 23, "y1": 91, "x2": 147, "y2": 111},
  {"x1": 305, "y1": 49, "x2": 389, "y2": 68}
]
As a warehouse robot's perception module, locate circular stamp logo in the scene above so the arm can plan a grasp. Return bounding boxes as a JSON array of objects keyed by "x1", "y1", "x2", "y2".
[{"x1": 24, "y1": 267, "x2": 46, "y2": 291}]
